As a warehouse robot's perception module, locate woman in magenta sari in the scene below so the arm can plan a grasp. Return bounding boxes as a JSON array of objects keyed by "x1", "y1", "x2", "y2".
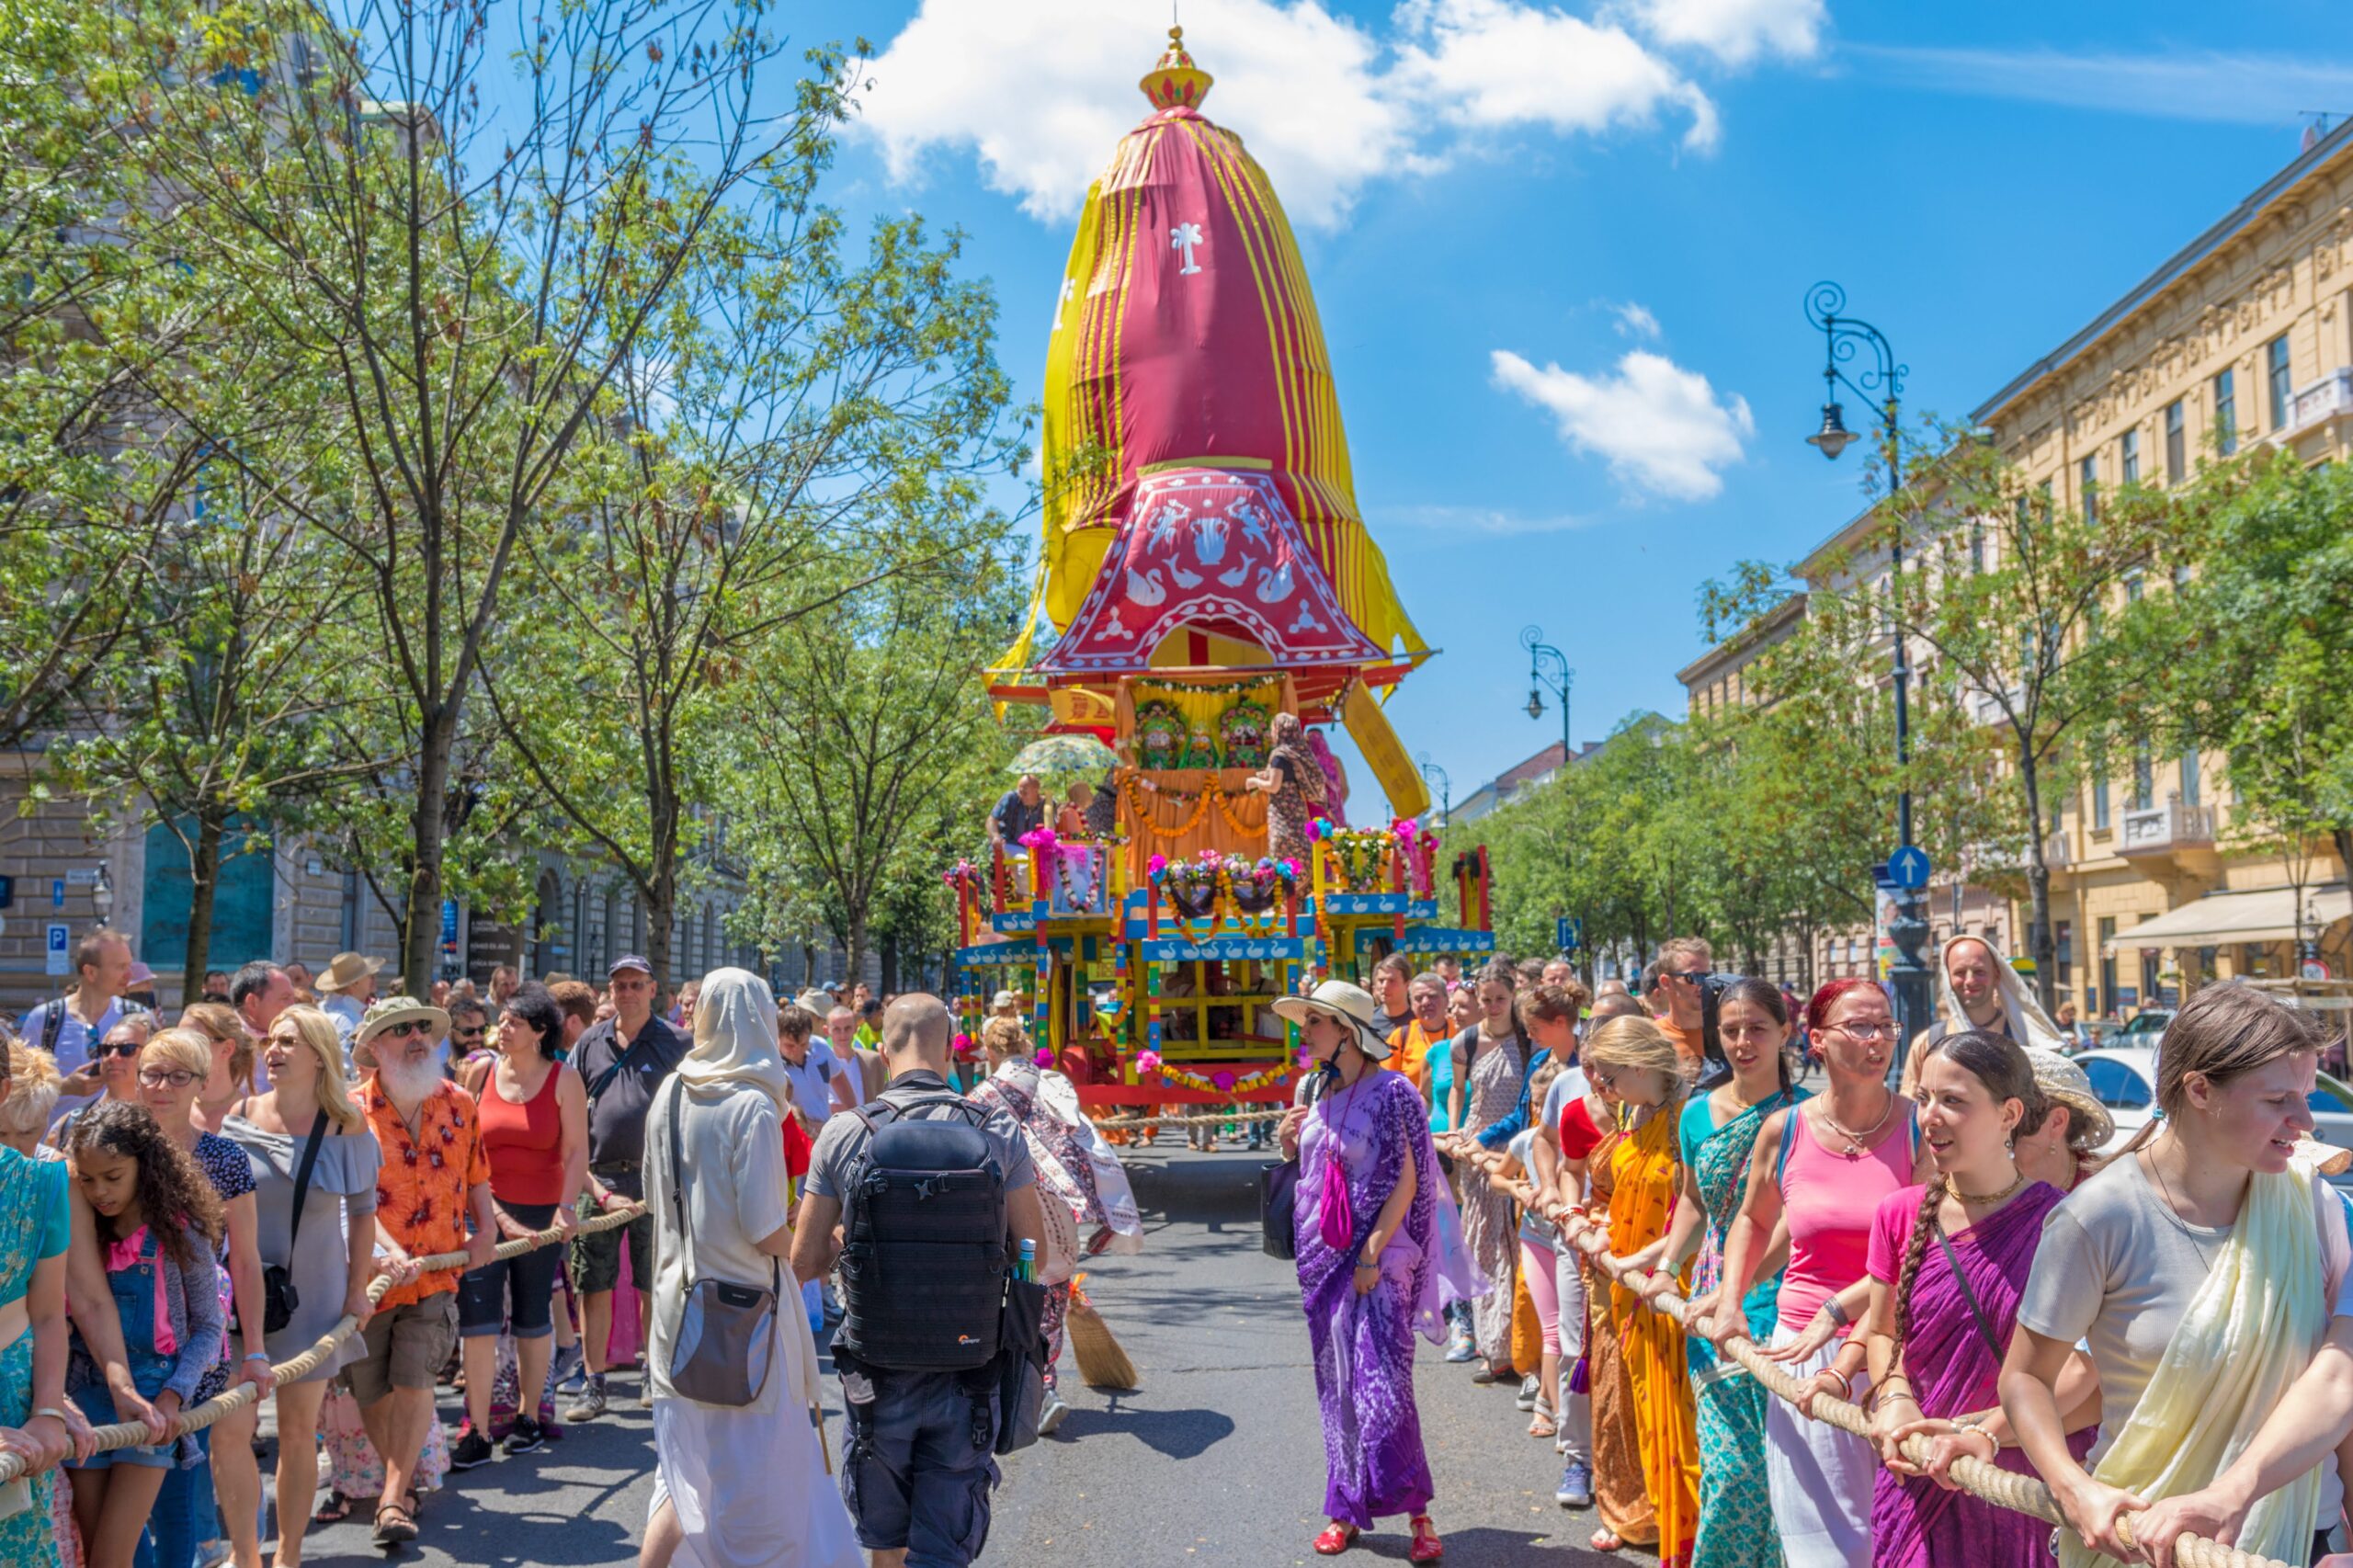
[
  {"x1": 1276, "y1": 982, "x2": 1473, "y2": 1564},
  {"x1": 1859, "y1": 1028, "x2": 2097, "y2": 1567}
]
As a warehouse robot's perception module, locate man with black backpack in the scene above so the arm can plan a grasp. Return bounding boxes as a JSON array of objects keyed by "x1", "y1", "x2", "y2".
[{"x1": 793, "y1": 994, "x2": 1047, "y2": 1568}]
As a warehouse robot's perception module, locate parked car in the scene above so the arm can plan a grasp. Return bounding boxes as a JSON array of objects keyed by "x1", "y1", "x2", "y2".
[{"x1": 2071, "y1": 1046, "x2": 2353, "y2": 1177}]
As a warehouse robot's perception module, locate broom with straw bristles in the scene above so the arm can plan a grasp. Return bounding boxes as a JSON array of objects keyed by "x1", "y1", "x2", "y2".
[{"x1": 1066, "y1": 1273, "x2": 1141, "y2": 1391}]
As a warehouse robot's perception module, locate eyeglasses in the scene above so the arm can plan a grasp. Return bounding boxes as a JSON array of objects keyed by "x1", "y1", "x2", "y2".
[
  {"x1": 1832, "y1": 1019, "x2": 1900, "y2": 1042},
  {"x1": 138, "y1": 1068, "x2": 200, "y2": 1088}
]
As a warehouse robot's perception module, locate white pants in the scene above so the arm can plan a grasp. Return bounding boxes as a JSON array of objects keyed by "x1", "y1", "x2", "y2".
[
  {"x1": 1554, "y1": 1243, "x2": 1593, "y2": 1463},
  {"x1": 1760, "y1": 1324, "x2": 1874, "y2": 1567}
]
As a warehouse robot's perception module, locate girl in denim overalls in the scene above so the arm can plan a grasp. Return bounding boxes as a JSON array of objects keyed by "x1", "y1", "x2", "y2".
[{"x1": 63, "y1": 1101, "x2": 224, "y2": 1568}]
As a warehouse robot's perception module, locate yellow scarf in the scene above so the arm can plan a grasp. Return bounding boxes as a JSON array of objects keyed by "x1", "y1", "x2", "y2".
[{"x1": 2062, "y1": 1151, "x2": 2331, "y2": 1568}]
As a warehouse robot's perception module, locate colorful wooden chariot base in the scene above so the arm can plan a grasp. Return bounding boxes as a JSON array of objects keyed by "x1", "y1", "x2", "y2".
[{"x1": 955, "y1": 27, "x2": 1497, "y2": 1120}]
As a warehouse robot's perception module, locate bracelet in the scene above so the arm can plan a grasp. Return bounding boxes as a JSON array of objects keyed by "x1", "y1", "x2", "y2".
[
  {"x1": 1822, "y1": 1297, "x2": 1851, "y2": 1328},
  {"x1": 28, "y1": 1407, "x2": 71, "y2": 1426},
  {"x1": 244, "y1": 1352, "x2": 273, "y2": 1364},
  {"x1": 1354, "y1": 1259, "x2": 1379, "y2": 1271}
]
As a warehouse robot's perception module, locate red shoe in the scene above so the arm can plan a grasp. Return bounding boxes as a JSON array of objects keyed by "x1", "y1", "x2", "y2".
[
  {"x1": 1313, "y1": 1522, "x2": 1358, "y2": 1556},
  {"x1": 1409, "y1": 1516, "x2": 1444, "y2": 1562}
]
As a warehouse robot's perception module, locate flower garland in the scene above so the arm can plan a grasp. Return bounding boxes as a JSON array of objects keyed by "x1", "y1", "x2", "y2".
[
  {"x1": 1147, "y1": 850, "x2": 1299, "y2": 939},
  {"x1": 1152, "y1": 1061, "x2": 1290, "y2": 1096},
  {"x1": 1305, "y1": 818, "x2": 1440, "y2": 896},
  {"x1": 1017, "y1": 827, "x2": 1103, "y2": 913},
  {"x1": 1121, "y1": 776, "x2": 1266, "y2": 841}
]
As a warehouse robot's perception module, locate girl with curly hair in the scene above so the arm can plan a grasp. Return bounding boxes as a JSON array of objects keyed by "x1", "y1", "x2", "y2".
[{"x1": 63, "y1": 1100, "x2": 224, "y2": 1568}]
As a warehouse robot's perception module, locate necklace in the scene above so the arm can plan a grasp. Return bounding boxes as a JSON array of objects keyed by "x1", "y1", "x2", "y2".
[
  {"x1": 1953, "y1": 1170, "x2": 2027, "y2": 1204},
  {"x1": 1817, "y1": 1087, "x2": 1896, "y2": 1156}
]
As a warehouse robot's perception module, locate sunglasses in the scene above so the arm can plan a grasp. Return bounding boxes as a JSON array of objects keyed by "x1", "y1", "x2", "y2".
[
  {"x1": 99, "y1": 1040, "x2": 144, "y2": 1059},
  {"x1": 1668, "y1": 969, "x2": 1710, "y2": 984},
  {"x1": 377, "y1": 1021, "x2": 432, "y2": 1040}
]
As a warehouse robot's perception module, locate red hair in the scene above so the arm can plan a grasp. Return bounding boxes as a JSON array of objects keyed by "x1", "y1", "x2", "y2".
[{"x1": 1804, "y1": 977, "x2": 1882, "y2": 1037}]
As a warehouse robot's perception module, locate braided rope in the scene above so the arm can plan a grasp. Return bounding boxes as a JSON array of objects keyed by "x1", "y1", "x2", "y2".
[
  {"x1": 1563, "y1": 1221, "x2": 2291, "y2": 1568},
  {"x1": 0, "y1": 1202, "x2": 649, "y2": 1483},
  {"x1": 1095, "y1": 1110, "x2": 1283, "y2": 1131}
]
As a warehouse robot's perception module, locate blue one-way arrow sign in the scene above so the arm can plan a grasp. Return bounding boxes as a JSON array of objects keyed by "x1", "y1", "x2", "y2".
[{"x1": 1887, "y1": 845, "x2": 1931, "y2": 890}]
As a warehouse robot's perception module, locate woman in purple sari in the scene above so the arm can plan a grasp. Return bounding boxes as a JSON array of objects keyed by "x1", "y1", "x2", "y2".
[
  {"x1": 1276, "y1": 982, "x2": 1474, "y2": 1564},
  {"x1": 1859, "y1": 1028, "x2": 2097, "y2": 1567}
]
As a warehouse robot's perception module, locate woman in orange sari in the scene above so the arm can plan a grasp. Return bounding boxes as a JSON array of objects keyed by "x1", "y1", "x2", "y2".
[{"x1": 1586, "y1": 1015, "x2": 1700, "y2": 1567}]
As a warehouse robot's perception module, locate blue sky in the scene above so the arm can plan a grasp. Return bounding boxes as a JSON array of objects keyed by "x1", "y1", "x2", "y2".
[{"x1": 776, "y1": 0, "x2": 2353, "y2": 803}]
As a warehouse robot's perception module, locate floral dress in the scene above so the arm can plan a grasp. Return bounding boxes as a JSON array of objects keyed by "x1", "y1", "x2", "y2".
[
  {"x1": 1459, "y1": 1032, "x2": 1526, "y2": 1364},
  {"x1": 971, "y1": 1063, "x2": 1102, "y2": 1392},
  {"x1": 0, "y1": 1147, "x2": 67, "y2": 1567},
  {"x1": 1681, "y1": 1088, "x2": 1804, "y2": 1568}
]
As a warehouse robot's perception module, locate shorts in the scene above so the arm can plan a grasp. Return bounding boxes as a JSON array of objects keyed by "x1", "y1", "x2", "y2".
[
  {"x1": 345, "y1": 1291, "x2": 460, "y2": 1405},
  {"x1": 839, "y1": 1367, "x2": 998, "y2": 1566},
  {"x1": 65, "y1": 1377, "x2": 176, "y2": 1469},
  {"x1": 459, "y1": 1202, "x2": 562, "y2": 1339},
  {"x1": 570, "y1": 1204, "x2": 654, "y2": 1298}
]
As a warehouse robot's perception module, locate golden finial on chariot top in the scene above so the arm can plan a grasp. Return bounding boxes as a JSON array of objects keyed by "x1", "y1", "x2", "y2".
[{"x1": 1140, "y1": 25, "x2": 1213, "y2": 112}]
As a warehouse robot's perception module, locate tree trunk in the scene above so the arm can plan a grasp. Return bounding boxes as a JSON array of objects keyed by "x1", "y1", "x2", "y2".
[
  {"x1": 2334, "y1": 828, "x2": 2353, "y2": 900},
  {"x1": 403, "y1": 710, "x2": 455, "y2": 996},
  {"x1": 2019, "y1": 756, "x2": 2059, "y2": 1012},
  {"x1": 880, "y1": 931, "x2": 899, "y2": 994},
  {"x1": 845, "y1": 906, "x2": 869, "y2": 994},
  {"x1": 180, "y1": 810, "x2": 226, "y2": 1006}
]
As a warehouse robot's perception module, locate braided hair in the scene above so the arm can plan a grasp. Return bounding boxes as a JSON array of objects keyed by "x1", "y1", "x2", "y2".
[
  {"x1": 1890, "y1": 1028, "x2": 2044, "y2": 1358},
  {"x1": 65, "y1": 1099, "x2": 224, "y2": 1275}
]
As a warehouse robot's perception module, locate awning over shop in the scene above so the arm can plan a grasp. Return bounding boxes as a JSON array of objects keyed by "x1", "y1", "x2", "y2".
[{"x1": 2103, "y1": 884, "x2": 2352, "y2": 953}]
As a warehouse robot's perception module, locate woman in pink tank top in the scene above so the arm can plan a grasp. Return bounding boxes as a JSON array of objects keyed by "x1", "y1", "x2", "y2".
[{"x1": 1697, "y1": 978, "x2": 1926, "y2": 1568}]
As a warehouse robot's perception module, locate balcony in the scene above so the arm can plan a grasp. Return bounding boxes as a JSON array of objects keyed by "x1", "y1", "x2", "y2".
[
  {"x1": 2117, "y1": 797, "x2": 2219, "y2": 874},
  {"x1": 2284, "y1": 369, "x2": 2353, "y2": 440}
]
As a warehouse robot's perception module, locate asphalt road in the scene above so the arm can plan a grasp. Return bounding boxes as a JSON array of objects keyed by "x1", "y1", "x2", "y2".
[{"x1": 284, "y1": 1145, "x2": 1619, "y2": 1566}]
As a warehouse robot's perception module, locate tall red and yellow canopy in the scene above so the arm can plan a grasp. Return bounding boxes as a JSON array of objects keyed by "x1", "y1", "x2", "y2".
[{"x1": 998, "y1": 28, "x2": 1428, "y2": 691}]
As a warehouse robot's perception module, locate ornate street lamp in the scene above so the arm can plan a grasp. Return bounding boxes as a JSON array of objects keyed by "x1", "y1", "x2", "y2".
[
  {"x1": 1417, "y1": 754, "x2": 1451, "y2": 828},
  {"x1": 1801, "y1": 279, "x2": 1930, "y2": 1066},
  {"x1": 1519, "y1": 626, "x2": 1573, "y2": 761}
]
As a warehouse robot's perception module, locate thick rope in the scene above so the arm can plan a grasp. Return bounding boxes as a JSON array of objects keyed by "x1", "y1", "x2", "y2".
[
  {"x1": 1561, "y1": 1218, "x2": 2291, "y2": 1568},
  {"x1": 1094, "y1": 1110, "x2": 1282, "y2": 1131},
  {"x1": 0, "y1": 1202, "x2": 649, "y2": 1483}
]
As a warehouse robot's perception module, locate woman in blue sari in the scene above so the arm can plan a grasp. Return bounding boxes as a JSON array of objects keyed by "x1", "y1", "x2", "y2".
[
  {"x1": 1630, "y1": 980, "x2": 1807, "y2": 1568},
  {"x1": 0, "y1": 1039, "x2": 93, "y2": 1568}
]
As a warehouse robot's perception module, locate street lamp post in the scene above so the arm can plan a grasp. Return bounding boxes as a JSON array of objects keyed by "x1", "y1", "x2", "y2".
[
  {"x1": 1801, "y1": 279, "x2": 1932, "y2": 1064},
  {"x1": 1417, "y1": 754, "x2": 1451, "y2": 828},
  {"x1": 1520, "y1": 626, "x2": 1573, "y2": 764}
]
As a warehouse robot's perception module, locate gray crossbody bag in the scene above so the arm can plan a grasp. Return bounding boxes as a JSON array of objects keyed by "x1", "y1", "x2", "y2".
[{"x1": 664, "y1": 1076, "x2": 780, "y2": 1407}]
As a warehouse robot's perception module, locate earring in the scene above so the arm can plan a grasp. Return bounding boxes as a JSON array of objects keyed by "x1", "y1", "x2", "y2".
[{"x1": 2005, "y1": 1133, "x2": 2015, "y2": 1155}]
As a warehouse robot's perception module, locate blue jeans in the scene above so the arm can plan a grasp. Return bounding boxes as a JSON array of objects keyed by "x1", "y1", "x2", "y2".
[{"x1": 134, "y1": 1429, "x2": 216, "y2": 1568}]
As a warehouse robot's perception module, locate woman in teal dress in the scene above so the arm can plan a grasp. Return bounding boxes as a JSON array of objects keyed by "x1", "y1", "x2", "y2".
[
  {"x1": 1627, "y1": 980, "x2": 1807, "y2": 1568},
  {"x1": 0, "y1": 1124, "x2": 85, "y2": 1567}
]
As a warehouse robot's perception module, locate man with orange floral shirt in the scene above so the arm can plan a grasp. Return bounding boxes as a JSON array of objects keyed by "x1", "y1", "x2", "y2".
[{"x1": 352, "y1": 995, "x2": 497, "y2": 1548}]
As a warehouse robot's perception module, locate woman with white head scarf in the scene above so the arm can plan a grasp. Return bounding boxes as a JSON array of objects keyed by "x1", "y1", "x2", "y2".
[{"x1": 641, "y1": 969, "x2": 859, "y2": 1568}]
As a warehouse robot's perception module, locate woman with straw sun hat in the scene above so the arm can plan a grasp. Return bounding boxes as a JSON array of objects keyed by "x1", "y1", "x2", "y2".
[{"x1": 1275, "y1": 981, "x2": 1476, "y2": 1562}]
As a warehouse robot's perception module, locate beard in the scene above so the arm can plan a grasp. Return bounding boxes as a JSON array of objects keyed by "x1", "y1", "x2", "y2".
[{"x1": 377, "y1": 1051, "x2": 442, "y2": 1108}]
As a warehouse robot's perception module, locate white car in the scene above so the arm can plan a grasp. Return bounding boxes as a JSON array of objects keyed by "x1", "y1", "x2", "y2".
[{"x1": 2072, "y1": 1046, "x2": 2353, "y2": 1176}]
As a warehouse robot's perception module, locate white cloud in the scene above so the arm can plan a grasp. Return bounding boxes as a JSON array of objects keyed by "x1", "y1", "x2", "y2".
[
  {"x1": 857, "y1": 0, "x2": 1750, "y2": 229},
  {"x1": 1391, "y1": 0, "x2": 1719, "y2": 152},
  {"x1": 1491, "y1": 346, "x2": 1754, "y2": 501},
  {"x1": 1621, "y1": 0, "x2": 1825, "y2": 66},
  {"x1": 1840, "y1": 45, "x2": 2353, "y2": 126},
  {"x1": 1612, "y1": 301, "x2": 1662, "y2": 339}
]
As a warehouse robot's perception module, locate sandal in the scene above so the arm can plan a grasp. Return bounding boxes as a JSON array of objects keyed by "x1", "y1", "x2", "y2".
[
  {"x1": 372, "y1": 1501, "x2": 419, "y2": 1547},
  {"x1": 313, "y1": 1491, "x2": 354, "y2": 1525},
  {"x1": 1470, "y1": 1360, "x2": 1515, "y2": 1385},
  {"x1": 1313, "y1": 1521, "x2": 1359, "y2": 1555},
  {"x1": 1528, "y1": 1412, "x2": 1557, "y2": 1438},
  {"x1": 1409, "y1": 1515, "x2": 1444, "y2": 1563}
]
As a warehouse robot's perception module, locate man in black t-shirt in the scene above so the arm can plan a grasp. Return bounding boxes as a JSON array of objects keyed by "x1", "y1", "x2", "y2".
[
  {"x1": 986, "y1": 774, "x2": 1046, "y2": 850},
  {"x1": 563, "y1": 954, "x2": 686, "y2": 1421}
]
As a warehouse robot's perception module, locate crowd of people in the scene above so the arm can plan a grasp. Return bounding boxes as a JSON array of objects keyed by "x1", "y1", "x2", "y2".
[
  {"x1": 1279, "y1": 936, "x2": 2353, "y2": 1568},
  {"x1": 0, "y1": 922, "x2": 1154, "y2": 1568}
]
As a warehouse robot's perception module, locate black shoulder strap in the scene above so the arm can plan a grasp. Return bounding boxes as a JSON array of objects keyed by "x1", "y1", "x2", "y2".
[
  {"x1": 39, "y1": 997, "x2": 67, "y2": 1058},
  {"x1": 585, "y1": 1028, "x2": 646, "y2": 1105},
  {"x1": 287, "y1": 1112, "x2": 330, "y2": 1255},
  {"x1": 1936, "y1": 1221, "x2": 2005, "y2": 1363}
]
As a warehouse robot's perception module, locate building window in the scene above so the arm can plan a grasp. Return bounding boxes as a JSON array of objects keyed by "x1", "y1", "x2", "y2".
[
  {"x1": 2215, "y1": 368, "x2": 2237, "y2": 456},
  {"x1": 2180, "y1": 748, "x2": 2200, "y2": 806},
  {"x1": 2120, "y1": 428, "x2": 2140, "y2": 485},
  {"x1": 1970, "y1": 519, "x2": 1984, "y2": 573},
  {"x1": 2093, "y1": 774, "x2": 2110, "y2": 831},
  {"x1": 2269, "y1": 334, "x2": 2293, "y2": 430},
  {"x1": 2098, "y1": 916, "x2": 2119, "y2": 1016},
  {"x1": 2080, "y1": 454, "x2": 2098, "y2": 524},
  {"x1": 2056, "y1": 919, "x2": 2075, "y2": 984},
  {"x1": 2165, "y1": 398, "x2": 2186, "y2": 483},
  {"x1": 2124, "y1": 570, "x2": 2143, "y2": 603},
  {"x1": 2131, "y1": 740, "x2": 2154, "y2": 812}
]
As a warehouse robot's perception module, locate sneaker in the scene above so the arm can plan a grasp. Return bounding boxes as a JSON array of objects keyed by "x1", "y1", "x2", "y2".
[
  {"x1": 1555, "y1": 1460, "x2": 1594, "y2": 1509},
  {"x1": 563, "y1": 1376, "x2": 608, "y2": 1425},
  {"x1": 1515, "y1": 1373, "x2": 1540, "y2": 1412},
  {"x1": 1443, "y1": 1324, "x2": 1475, "y2": 1363},
  {"x1": 1039, "y1": 1392, "x2": 1069, "y2": 1436},
  {"x1": 449, "y1": 1426, "x2": 494, "y2": 1471},
  {"x1": 550, "y1": 1343, "x2": 586, "y2": 1395},
  {"x1": 504, "y1": 1415, "x2": 547, "y2": 1455}
]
